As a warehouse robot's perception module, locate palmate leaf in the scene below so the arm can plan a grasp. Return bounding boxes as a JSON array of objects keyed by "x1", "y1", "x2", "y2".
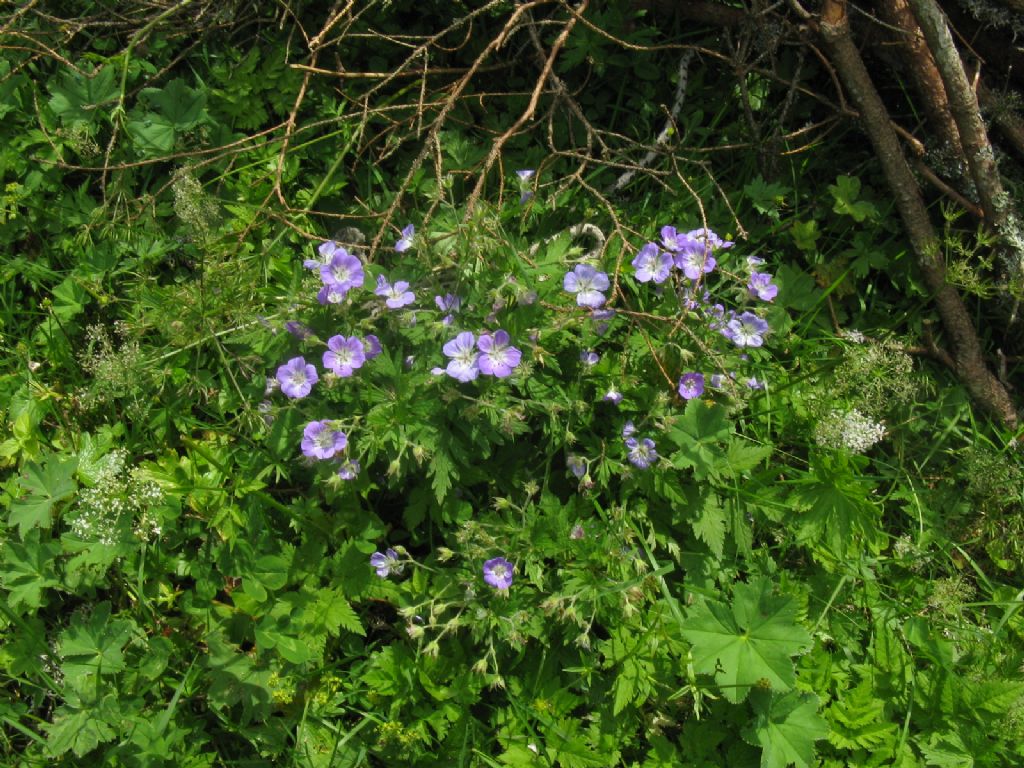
[
  {"x1": 743, "y1": 689, "x2": 828, "y2": 768},
  {"x1": 681, "y1": 579, "x2": 812, "y2": 703},
  {"x1": 10, "y1": 454, "x2": 78, "y2": 537},
  {"x1": 0, "y1": 529, "x2": 61, "y2": 610},
  {"x1": 58, "y1": 602, "x2": 138, "y2": 686},
  {"x1": 46, "y1": 691, "x2": 121, "y2": 757}
]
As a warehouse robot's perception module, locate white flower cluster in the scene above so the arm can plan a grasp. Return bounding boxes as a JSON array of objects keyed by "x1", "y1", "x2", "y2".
[
  {"x1": 814, "y1": 408, "x2": 886, "y2": 454},
  {"x1": 69, "y1": 449, "x2": 164, "y2": 544}
]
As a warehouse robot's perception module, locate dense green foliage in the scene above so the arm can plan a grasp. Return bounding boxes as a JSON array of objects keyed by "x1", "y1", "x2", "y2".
[{"x1": 1, "y1": 2, "x2": 1023, "y2": 766}]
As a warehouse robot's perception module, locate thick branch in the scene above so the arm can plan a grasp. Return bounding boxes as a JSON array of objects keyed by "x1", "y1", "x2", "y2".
[
  {"x1": 907, "y1": 0, "x2": 1007, "y2": 230},
  {"x1": 872, "y1": 0, "x2": 961, "y2": 157},
  {"x1": 817, "y1": 0, "x2": 1017, "y2": 427}
]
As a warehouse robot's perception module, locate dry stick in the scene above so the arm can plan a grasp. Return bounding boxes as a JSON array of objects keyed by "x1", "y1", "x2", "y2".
[
  {"x1": 873, "y1": 0, "x2": 962, "y2": 157},
  {"x1": 367, "y1": 1, "x2": 547, "y2": 257},
  {"x1": 817, "y1": 0, "x2": 1017, "y2": 428},
  {"x1": 463, "y1": 0, "x2": 588, "y2": 219},
  {"x1": 907, "y1": 0, "x2": 1022, "y2": 275}
]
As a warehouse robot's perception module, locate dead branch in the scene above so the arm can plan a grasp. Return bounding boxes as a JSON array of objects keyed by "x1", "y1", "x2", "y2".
[{"x1": 817, "y1": 0, "x2": 1018, "y2": 427}]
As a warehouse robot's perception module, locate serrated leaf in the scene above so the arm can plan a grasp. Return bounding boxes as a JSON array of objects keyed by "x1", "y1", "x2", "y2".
[
  {"x1": 126, "y1": 112, "x2": 176, "y2": 154},
  {"x1": 724, "y1": 440, "x2": 773, "y2": 475},
  {"x1": 10, "y1": 455, "x2": 78, "y2": 537},
  {"x1": 46, "y1": 692, "x2": 120, "y2": 757},
  {"x1": 305, "y1": 587, "x2": 364, "y2": 637},
  {"x1": 794, "y1": 461, "x2": 883, "y2": 556},
  {"x1": 0, "y1": 530, "x2": 61, "y2": 610},
  {"x1": 744, "y1": 176, "x2": 790, "y2": 220},
  {"x1": 430, "y1": 448, "x2": 458, "y2": 504},
  {"x1": 139, "y1": 78, "x2": 207, "y2": 128},
  {"x1": 47, "y1": 66, "x2": 118, "y2": 124},
  {"x1": 59, "y1": 602, "x2": 137, "y2": 685},
  {"x1": 829, "y1": 175, "x2": 877, "y2": 222},
  {"x1": 681, "y1": 579, "x2": 812, "y2": 703},
  {"x1": 744, "y1": 689, "x2": 828, "y2": 768},
  {"x1": 693, "y1": 493, "x2": 726, "y2": 558},
  {"x1": 668, "y1": 400, "x2": 731, "y2": 479}
]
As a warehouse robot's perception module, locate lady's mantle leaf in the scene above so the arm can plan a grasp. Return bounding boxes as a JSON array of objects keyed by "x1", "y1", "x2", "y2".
[
  {"x1": 681, "y1": 578, "x2": 811, "y2": 703},
  {"x1": 742, "y1": 689, "x2": 828, "y2": 768}
]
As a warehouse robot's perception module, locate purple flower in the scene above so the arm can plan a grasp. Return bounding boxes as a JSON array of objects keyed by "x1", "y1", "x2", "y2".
[
  {"x1": 483, "y1": 557, "x2": 514, "y2": 590},
  {"x1": 685, "y1": 228, "x2": 732, "y2": 251},
  {"x1": 580, "y1": 350, "x2": 599, "y2": 366},
  {"x1": 443, "y1": 332, "x2": 480, "y2": 382},
  {"x1": 625, "y1": 437, "x2": 657, "y2": 469},
  {"x1": 395, "y1": 224, "x2": 415, "y2": 253},
  {"x1": 305, "y1": 240, "x2": 342, "y2": 270},
  {"x1": 435, "y1": 293, "x2": 462, "y2": 325},
  {"x1": 276, "y1": 357, "x2": 318, "y2": 399},
  {"x1": 675, "y1": 245, "x2": 717, "y2": 281},
  {"x1": 317, "y1": 284, "x2": 349, "y2": 305},
  {"x1": 477, "y1": 330, "x2": 522, "y2": 377},
  {"x1": 567, "y1": 454, "x2": 587, "y2": 478},
  {"x1": 660, "y1": 225, "x2": 687, "y2": 252},
  {"x1": 363, "y1": 334, "x2": 382, "y2": 359},
  {"x1": 622, "y1": 420, "x2": 636, "y2": 438},
  {"x1": 370, "y1": 548, "x2": 402, "y2": 578},
  {"x1": 563, "y1": 265, "x2": 610, "y2": 308},
  {"x1": 710, "y1": 373, "x2": 726, "y2": 388},
  {"x1": 748, "y1": 271, "x2": 779, "y2": 302},
  {"x1": 747, "y1": 255, "x2": 766, "y2": 269},
  {"x1": 745, "y1": 376, "x2": 765, "y2": 390},
  {"x1": 723, "y1": 311, "x2": 769, "y2": 347},
  {"x1": 570, "y1": 523, "x2": 586, "y2": 540},
  {"x1": 632, "y1": 242, "x2": 674, "y2": 284},
  {"x1": 320, "y1": 252, "x2": 365, "y2": 294},
  {"x1": 516, "y1": 169, "x2": 535, "y2": 182},
  {"x1": 323, "y1": 335, "x2": 367, "y2": 377},
  {"x1": 375, "y1": 275, "x2": 415, "y2": 309},
  {"x1": 301, "y1": 420, "x2": 347, "y2": 459},
  {"x1": 604, "y1": 388, "x2": 623, "y2": 404},
  {"x1": 678, "y1": 373, "x2": 705, "y2": 400},
  {"x1": 285, "y1": 321, "x2": 313, "y2": 340},
  {"x1": 338, "y1": 458, "x2": 360, "y2": 480}
]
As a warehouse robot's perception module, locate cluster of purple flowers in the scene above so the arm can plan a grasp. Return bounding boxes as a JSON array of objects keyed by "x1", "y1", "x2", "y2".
[
  {"x1": 622, "y1": 420, "x2": 657, "y2": 469},
  {"x1": 308, "y1": 242, "x2": 365, "y2": 305},
  {"x1": 631, "y1": 225, "x2": 733, "y2": 285},
  {"x1": 369, "y1": 549, "x2": 514, "y2": 591},
  {"x1": 437, "y1": 330, "x2": 522, "y2": 382}
]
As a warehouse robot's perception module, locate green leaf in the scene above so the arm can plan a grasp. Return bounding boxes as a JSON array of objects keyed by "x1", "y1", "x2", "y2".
[
  {"x1": 794, "y1": 460, "x2": 883, "y2": 556},
  {"x1": 59, "y1": 602, "x2": 137, "y2": 684},
  {"x1": 681, "y1": 579, "x2": 812, "y2": 703},
  {"x1": 46, "y1": 692, "x2": 121, "y2": 757},
  {"x1": 744, "y1": 176, "x2": 790, "y2": 220},
  {"x1": 139, "y1": 78, "x2": 207, "y2": 129},
  {"x1": 126, "y1": 112, "x2": 176, "y2": 154},
  {"x1": 430, "y1": 447, "x2": 458, "y2": 504},
  {"x1": 10, "y1": 455, "x2": 78, "y2": 537},
  {"x1": 0, "y1": 530, "x2": 61, "y2": 610},
  {"x1": 790, "y1": 220, "x2": 820, "y2": 253},
  {"x1": 918, "y1": 731, "x2": 974, "y2": 768},
  {"x1": 743, "y1": 689, "x2": 828, "y2": 768},
  {"x1": 668, "y1": 400, "x2": 731, "y2": 480},
  {"x1": 692, "y1": 493, "x2": 726, "y2": 558},
  {"x1": 829, "y1": 175, "x2": 877, "y2": 222},
  {"x1": 48, "y1": 66, "x2": 119, "y2": 125},
  {"x1": 51, "y1": 278, "x2": 89, "y2": 321},
  {"x1": 304, "y1": 587, "x2": 364, "y2": 637}
]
